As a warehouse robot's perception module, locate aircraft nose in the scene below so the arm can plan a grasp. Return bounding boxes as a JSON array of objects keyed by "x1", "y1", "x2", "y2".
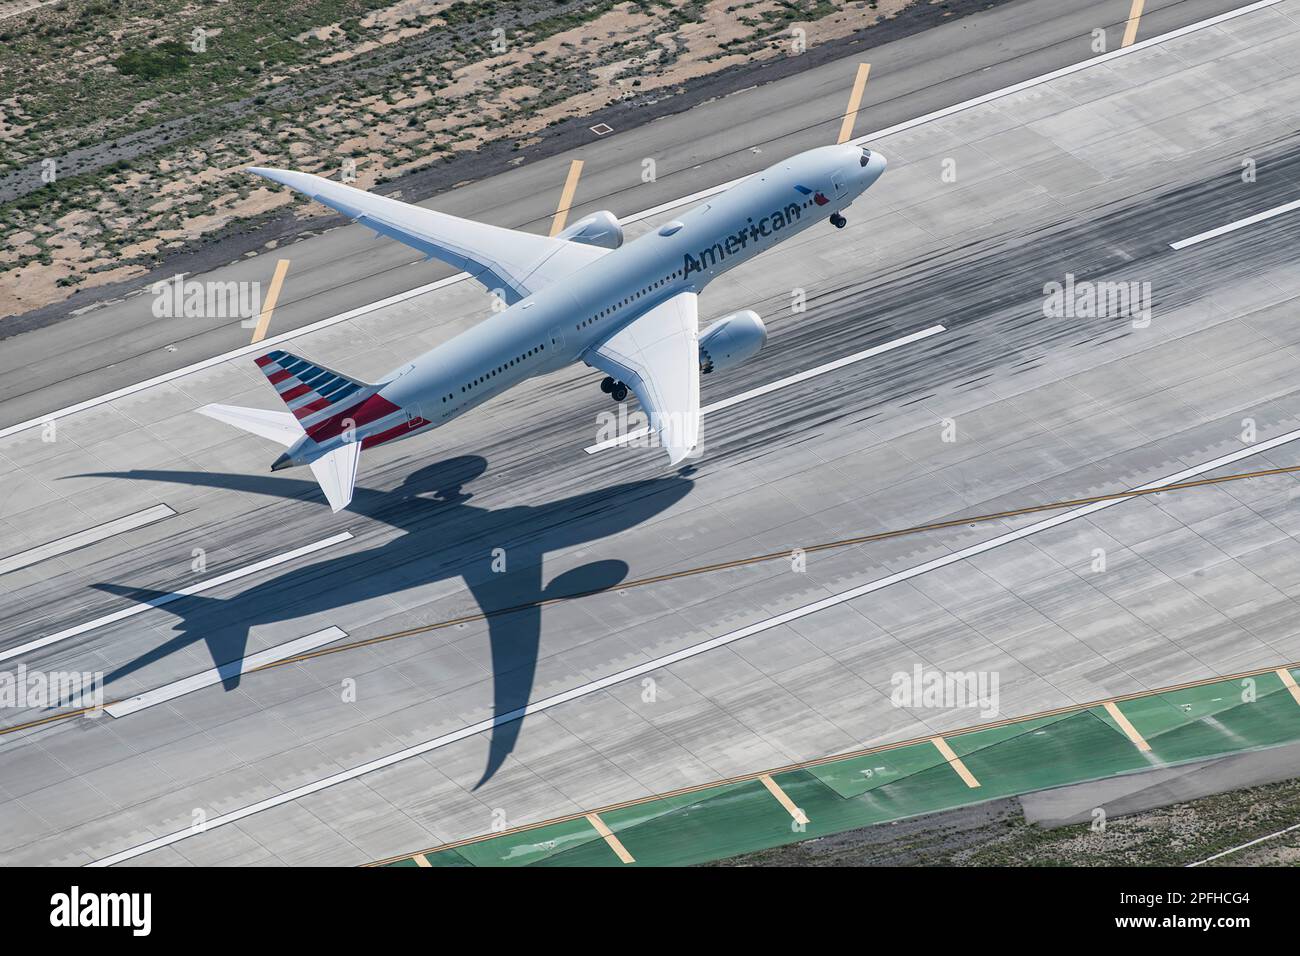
[{"x1": 855, "y1": 146, "x2": 887, "y2": 183}]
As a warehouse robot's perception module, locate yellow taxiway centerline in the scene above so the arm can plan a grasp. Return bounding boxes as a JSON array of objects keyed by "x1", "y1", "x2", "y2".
[
  {"x1": 586, "y1": 812, "x2": 635, "y2": 864},
  {"x1": 1122, "y1": 0, "x2": 1146, "y2": 47},
  {"x1": 759, "y1": 774, "x2": 810, "y2": 825},
  {"x1": 1104, "y1": 700, "x2": 1151, "y2": 751},
  {"x1": 250, "y1": 258, "x2": 291, "y2": 344},
  {"x1": 931, "y1": 736, "x2": 981, "y2": 788},
  {"x1": 837, "y1": 63, "x2": 872, "y2": 144},
  {"x1": 1277, "y1": 668, "x2": 1300, "y2": 706},
  {"x1": 549, "y1": 159, "x2": 585, "y2": 236}
]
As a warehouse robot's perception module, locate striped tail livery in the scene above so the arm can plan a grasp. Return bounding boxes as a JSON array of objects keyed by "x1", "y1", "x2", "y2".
[{"x1": 197, "y1": 349, "x2": 426, "y2": 512}]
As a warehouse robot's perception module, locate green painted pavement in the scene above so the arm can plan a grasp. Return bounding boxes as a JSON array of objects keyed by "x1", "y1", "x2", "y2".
[
  {"x1": 453, "y1": 815, "x2": 605, "y2": 867},
  {"x1": 805, "y1": 739, "x2": 949, "y2": 798},
  {"x1": 387, "y1": 667, "x2": 1300, "y2": 867}
]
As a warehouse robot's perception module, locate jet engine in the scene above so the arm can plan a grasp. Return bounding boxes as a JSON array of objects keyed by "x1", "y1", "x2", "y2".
[
  {"x1": 698, "y1": 310, "x2": 766, "y2": 374},
  {"x1": 557, "y1": 210, "x2": 623, "y2": 249}
]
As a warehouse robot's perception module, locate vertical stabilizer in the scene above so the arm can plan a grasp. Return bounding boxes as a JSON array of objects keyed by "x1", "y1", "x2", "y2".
[
  {"x1": 307, "y1": 441, "x2": 361, "y2": 513},
  {"x1": 254, "y1": 349, "x2": 374, "y2": 426}
]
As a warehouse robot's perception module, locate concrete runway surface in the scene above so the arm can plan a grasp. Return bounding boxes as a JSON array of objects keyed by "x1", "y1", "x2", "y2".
[{"x1": 4, "y1": 0, "x2": 1300, "y2": 865}]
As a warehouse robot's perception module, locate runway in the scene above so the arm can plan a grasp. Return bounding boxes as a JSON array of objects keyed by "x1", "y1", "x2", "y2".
[{"x1": 4, "y1": 0, "x2": 1300, "y2": 865}]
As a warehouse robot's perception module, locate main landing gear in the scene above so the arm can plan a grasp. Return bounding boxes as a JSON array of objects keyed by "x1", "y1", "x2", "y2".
[
  {"x1": 600, "y1": 375, "x2": 629, "y2": 402},
  {"x1": 830, "y1": 212, "x2": 847, "y2": 229}
]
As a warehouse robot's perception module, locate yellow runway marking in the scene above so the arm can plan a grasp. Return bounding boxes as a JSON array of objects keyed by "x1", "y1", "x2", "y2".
[
  {"x1": 413, "y1": 853, "x2": 431, "y2": 867},
  {"x1": 931, "y1": 736, "x2": 981, "y2": 788},
  {"x1": 586, "y1": 812, "x2": 635, "y2": 864},
  {"x1": 1277, "y1": 668, "x2": 1300, "y2": 707},
  {"x1": 549, "y1": 159, "x2": 585, "y2": 236},
  {"x1": 250, "y1": 258, "x2": 291, "y2": 344},
  {"x1": 837, "y1": 63, "x2": 872, "y2": 144},
  {"x1": 759, "y1": 774, "x2": 809, "y2": 825},
  {"x1": 1122, "y1": 0, "x2": 1145, "y2": 47},
  {"x1": 1104, "y1": 700, "x2": 1151, "y2": 751}
]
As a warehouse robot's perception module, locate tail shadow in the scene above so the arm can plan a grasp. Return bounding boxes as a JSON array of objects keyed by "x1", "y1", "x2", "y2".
[{"x1": 76, "y1": 456, "x2": 693, "y2": 786}]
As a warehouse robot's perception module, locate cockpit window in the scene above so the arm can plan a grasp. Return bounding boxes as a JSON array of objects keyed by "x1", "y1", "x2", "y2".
[{"x1": 860, "y1": 147, "x2": 872, "y2": 167}]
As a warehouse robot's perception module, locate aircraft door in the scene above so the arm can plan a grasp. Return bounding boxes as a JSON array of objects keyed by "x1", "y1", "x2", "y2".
[{"x1": 832, "y1": 171, "x2": 848, "y2": 198}]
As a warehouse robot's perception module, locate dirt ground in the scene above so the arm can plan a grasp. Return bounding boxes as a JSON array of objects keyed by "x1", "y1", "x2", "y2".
[
  {"x1": 1, "y1": 0, "x2": 922, "y2": 319},
  {"x1": 707, "y1": 775, "x2": 1300, "y2": 866},
  {"x1": 2, "y1": 0, "x2": 925, "y2": 321}
]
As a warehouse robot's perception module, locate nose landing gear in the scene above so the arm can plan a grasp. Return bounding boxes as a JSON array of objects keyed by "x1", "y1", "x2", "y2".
[
  {"x1": 830, "y1": 212, "x2": 847, "y2": 229},
  {"x1": 600, "y1": 376, "x2": 629, "y2": 402}
]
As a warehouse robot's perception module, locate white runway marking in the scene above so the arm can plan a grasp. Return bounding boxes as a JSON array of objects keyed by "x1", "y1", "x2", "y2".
[
  {"x1": 86, "y1": 422, "x2": 1300, "y2": 866},
  {"x1": 1169, "y1": 198, "x2": 1300, "y2": 250},
  {"x1": 584, "y1": 324, "x2": 945, "y2": 453},
  {"x1": 0, "y1": 504, "x2": 175, "y2": 576},
  {"x1": 0, "y1": 532, "x2": 353, "y2": 665},
  {"x1": 0, "y1": 0, "x2": 1281, "y2": 443},
  {"x1": 103, "y1": 626, "x2": 348, "y2": 718}
]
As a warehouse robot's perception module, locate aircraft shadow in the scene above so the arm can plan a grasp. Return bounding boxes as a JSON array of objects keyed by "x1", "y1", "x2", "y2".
[{"x1": 77, "y1": 456, "x2": 693, "y2": 787}]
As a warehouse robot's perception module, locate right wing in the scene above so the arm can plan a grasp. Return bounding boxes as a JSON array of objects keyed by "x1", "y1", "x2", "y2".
[
  {"x1": 249, "y1": 167, "x2": 608, "y2": 305},
  {"x1": 586, "y1": 291, "x2": 701, "y2": 464}
]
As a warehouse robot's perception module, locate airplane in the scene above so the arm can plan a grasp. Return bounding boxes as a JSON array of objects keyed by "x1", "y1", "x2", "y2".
[{"x1": 200, "y1": 143, "x2": 887, "y2": 512}]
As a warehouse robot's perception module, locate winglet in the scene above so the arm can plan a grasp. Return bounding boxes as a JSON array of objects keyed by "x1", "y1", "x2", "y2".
[{"x1": 247, "y1": 166, "x2": 316, "y2": 190}]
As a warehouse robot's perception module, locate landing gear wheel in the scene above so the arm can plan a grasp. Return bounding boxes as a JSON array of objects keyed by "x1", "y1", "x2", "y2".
[
  {"x1": 830, "y1": 212, "x2": 847, "y2": 229},
  {"x1": 611, "y1": 383, "x2": 629, "y2": 402},
  {"x1": 600, "y1": 376, "x2": 615, "y2": 394}
]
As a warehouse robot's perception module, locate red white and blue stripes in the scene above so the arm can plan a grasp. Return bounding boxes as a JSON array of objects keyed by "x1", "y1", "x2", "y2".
[{"x1": 254, "y1": 350, "x2": 427, "y2": 447}]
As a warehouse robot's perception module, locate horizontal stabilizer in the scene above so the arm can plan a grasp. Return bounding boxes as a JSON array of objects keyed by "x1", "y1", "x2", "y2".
[
  {"x1": 308, "y1": 440, "x2": 361, "y2": 513},
  {"x1": 197, "y1": 404, "x2": 302, "y2": 448}
]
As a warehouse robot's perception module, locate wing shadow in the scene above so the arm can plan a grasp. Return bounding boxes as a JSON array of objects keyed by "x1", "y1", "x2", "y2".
[{"x1": 77, "y1": 456, "x2": 693, "y2": 786}]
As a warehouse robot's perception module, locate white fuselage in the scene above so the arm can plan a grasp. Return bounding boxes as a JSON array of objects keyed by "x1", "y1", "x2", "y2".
[{"x1": 351, "y1": 143, "x2": 885, "y2": 450}]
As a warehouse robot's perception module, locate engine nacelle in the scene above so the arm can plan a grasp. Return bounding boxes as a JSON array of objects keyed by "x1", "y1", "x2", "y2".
[
  {"x1": 698, "y1": 310, "x2": 766, "y2": 374},
  {"x1": 557, "y1": 210, "x2": 623, "y2": 249}
]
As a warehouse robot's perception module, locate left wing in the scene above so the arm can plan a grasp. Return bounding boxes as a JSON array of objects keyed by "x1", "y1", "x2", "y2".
[
  {"x1": 586, "y1": 291, "x2": 700, "y2": 464},
  {"x1": 248, "y1": 167, "x2": 608, "y2": 304}
]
